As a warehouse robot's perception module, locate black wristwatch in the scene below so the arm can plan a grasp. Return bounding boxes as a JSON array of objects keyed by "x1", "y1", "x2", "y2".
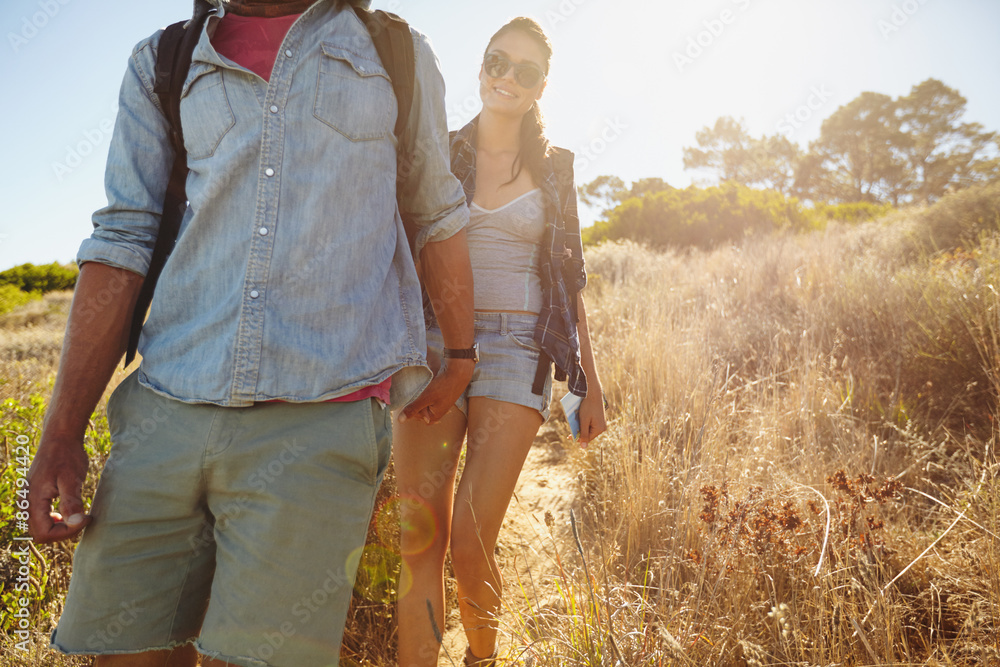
[{"x1": 443, "y1": 342, "x2": 480, "y2": 362}]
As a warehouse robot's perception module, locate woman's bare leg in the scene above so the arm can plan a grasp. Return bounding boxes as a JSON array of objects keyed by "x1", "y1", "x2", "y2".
[
  {"x1": 450, "y1": 398, "x2": 543, "y2": 660},
  {"x1": 394, "y1": 408, "x2": 467, "y2": 667}
]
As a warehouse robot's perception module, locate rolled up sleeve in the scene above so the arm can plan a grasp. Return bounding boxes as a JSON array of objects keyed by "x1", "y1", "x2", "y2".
[
  {"x1": 395, "y1": 31, "x2": 469, "y2": 258},
  {"x1": 77, "y1": 34, "x2": 174, "y2": 277}
]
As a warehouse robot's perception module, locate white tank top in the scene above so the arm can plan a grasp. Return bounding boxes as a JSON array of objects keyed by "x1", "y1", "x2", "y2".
[{"x1": 468, "y1": 188, "x2": 546, "y2": 313}]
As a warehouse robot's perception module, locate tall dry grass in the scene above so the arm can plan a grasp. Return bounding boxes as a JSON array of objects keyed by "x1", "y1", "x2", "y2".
[
  {"x1": 544, "y1": 215, "x2": 999, "y2": 663},
  {"x1": 3, "y1": 187, "x2": 1000, "y2": 664}
]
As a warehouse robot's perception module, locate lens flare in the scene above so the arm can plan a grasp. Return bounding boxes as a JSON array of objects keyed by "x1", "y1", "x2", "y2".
[
  {"x1": 346, "y1": 544, "x2": 408, "y2": 604},
  {"x1": 383, "y1": 495, "x2": 438, "y2": 556}
]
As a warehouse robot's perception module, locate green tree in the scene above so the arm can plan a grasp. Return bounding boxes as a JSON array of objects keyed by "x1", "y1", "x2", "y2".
[
  {"x1": 971, "y1": 135, "x2": 1000, "y2": 184},
  {"x1": 800, "y1": 92, "x2": 908, "y2": 205},
  {"x1": 683, "y1": 116, "x2": 756, "y2": 184},
  {"x1": 897, "y1": 79, "x2": 998, "y2": 203},
  {"x1": 683, "y1": 117, "x2": 800, "y2": 196},
  {"x1": 627, "y1": 177, "x2": 673, "y2": 199},
  {"x1": 577, "y1": 175, "x2": 626, "y2": 210},
  {"x1": 578, "y1": 176, "x2": 673, "y2": 217}
]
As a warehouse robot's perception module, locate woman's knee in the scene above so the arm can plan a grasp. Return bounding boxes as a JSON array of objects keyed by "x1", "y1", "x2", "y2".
[
  {"x1": 449, "y1": 529, "x2": 493, "y2": 577},
  {"x1": 399, "y1": 497, "x2": 451, "y2": 562},
  {"x1": 402, "y1": 525, "x2": 450, "y2": 570}
]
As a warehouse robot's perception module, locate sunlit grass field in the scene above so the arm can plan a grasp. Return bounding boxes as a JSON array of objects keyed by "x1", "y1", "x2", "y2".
[{"x1": 2, "y1": 186, "x2": 999, "y2": 664}]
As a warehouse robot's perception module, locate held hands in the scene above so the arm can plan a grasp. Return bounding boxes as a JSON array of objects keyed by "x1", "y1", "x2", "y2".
[
  {"x1": 400, "y1": 357, "x2": 474, "y2": 425},
  {"x1": 27, "y1": 436, "x2": 92, "y2": 543},
  {"x1": 577, "y1": 390, "x2": 607, "y2": 447}
]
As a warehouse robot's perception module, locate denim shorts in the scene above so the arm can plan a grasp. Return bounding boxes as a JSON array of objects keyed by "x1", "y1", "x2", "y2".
[
  {"x1": 426, "y1": 312, "x2": 552, "y2": 421},
  {"x1": 51, "y1": 372, "x2": 391, "y2": 667}
]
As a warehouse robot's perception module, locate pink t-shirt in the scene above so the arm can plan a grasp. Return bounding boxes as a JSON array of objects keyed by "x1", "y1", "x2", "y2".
[
  {"x1": 212, "y1": 12, "x2": 392, "y2": 405},
  {"x1": 212, "y1": 13, "x2": 300, "y2": 82}
]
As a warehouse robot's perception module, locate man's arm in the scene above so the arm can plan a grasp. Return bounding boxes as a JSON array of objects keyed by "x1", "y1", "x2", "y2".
[
  {"x1": 394, "y1": 31, "x2": 475, "y2": 423},
  {"x1": 400, "y1": 229, "x2": 475, "y2": 424},
  {"x1": 27, "y1": 262, "x2": 144, "y2": 543}
]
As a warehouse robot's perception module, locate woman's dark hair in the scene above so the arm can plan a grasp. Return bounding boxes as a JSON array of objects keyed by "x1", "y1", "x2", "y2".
[{"x1": 485, "y1": 17, "x2": 553, "y2": 185}]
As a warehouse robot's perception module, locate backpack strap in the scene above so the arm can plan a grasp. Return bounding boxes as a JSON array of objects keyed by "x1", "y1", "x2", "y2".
[
  {"x1": 352, "y1": 7, "x2": 420, "y2": 254},
  {"x1": 125, "y1": 0, "x2": 213, "y2": 367},
  {"x1": 351, "y1": 8, "x2": 414, "y2": 142}
]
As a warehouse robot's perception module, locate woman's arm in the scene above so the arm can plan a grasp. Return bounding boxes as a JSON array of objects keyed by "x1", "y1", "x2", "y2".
[{"x1": 575, "y1": 291, "x2": 606, "y2": 445}]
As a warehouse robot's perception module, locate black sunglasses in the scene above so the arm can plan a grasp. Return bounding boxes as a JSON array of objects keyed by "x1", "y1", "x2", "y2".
[{"x1": 483, "y1": 52, "x2": 546, "y2": 88}]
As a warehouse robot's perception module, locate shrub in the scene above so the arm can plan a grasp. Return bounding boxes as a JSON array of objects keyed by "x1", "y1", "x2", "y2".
[
  {"x1": 584, "y1": 182, "x2": 815, "y2": 249},
  {"x1": 0, "y1": 285, "x2": 39, "y2": 316},
  {"x1": 0, "y1": 263, "x2": 78, "y2": 295},
  {"x1": 809, "y1": 200, "x2": 893, "y2": 224},
  {"x1": 911, "y1": 180, "x2": 1000, "y2": 253}
]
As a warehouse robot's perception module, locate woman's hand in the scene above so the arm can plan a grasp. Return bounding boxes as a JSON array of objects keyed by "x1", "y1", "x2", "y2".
[{"x1": 577, "y1": 390, "x2": 607, "y2": 446}]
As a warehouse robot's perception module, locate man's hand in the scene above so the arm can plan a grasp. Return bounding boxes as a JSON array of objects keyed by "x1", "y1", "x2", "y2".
[
  {"x1": 25, "y1": 262, "x2": 143, "y2": 543},
  {"x1": 577, "y1": 392, "x2": 607, "y2": 447},
  {"x1": 411, "y1": 229, "x2": 475, "y2": 425},
  {"x1": 401, "y1": 358, "x2": 474, "y2": 425},
  {"x1": 27, "y1": 436, "x2": 92, "y2": 543}
]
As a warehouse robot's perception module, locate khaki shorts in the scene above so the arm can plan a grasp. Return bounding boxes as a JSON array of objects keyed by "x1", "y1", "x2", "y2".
[{"x1": 51, "y1": 372, "x2": 391, "y2": 666}]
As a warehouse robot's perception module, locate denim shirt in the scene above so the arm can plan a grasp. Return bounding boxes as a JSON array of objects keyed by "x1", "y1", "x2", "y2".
[{"x1": 78, "y1": 0, "x2": 468, "y2": 407}]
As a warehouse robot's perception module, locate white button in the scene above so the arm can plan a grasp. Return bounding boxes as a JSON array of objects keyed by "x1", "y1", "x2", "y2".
[
  {"x1": 358, "y1": 66, "x2": 366, "y2": 73},
  {"x1": 285, "y1": 49, "x2": 293, "y2": 58},
  {"x1": 259, "y1": 227, "x2": 269, "y2": 236},
  {"x1": 250, "y1": 290, "x2": 260, "y2": 299},
  {"x1": 265, "y1": 168, "x2": 275, "y2": 177},
  {"x1": 269, "y1": 105, "x2": 278, "y2": 114}
]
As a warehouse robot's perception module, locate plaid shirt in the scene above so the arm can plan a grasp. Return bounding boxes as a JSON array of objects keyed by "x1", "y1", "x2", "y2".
[{"x1": 450, "y1": 117, "x2": 589, "y2": 397}]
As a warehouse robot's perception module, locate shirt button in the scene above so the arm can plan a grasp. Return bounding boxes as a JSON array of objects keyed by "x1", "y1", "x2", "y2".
[
  {"x1": 269, "y1": 105, "x2": 278, "y2": 114},
  {"x1": 250, "y1": 290, "x2": 260, "y2": 299},
  {"x1": 259, "y1": 227, "x2": 269, "y2": 236},
  {"x1": 265, "y1": 168, "x2": 275, "y2": 177},
  {"x1": 285, "y1": 49, "x2": 293, "y2": 58}
]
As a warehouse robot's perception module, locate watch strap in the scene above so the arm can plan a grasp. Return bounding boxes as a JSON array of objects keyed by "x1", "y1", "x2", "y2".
[{"x1": 443, "y1": 344, "x2": 479, "y2": 360}]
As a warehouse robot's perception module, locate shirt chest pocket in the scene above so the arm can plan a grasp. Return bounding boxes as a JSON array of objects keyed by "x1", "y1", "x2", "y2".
[
  {"x1": 313, "y1": 42, "x2": 394, "y2": 142},
  {"x1": 179, "y1": 63, "x2": 236, "y2": 161}
]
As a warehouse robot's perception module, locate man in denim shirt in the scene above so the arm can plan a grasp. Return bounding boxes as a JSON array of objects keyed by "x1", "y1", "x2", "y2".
[{"x1": 26, "y1": 1, "x2": 473, "y2": 665}]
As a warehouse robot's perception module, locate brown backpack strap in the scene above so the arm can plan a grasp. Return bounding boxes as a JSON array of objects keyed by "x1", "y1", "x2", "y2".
[
  {"x1": 125, "y1": 0, "x2": 213, "y2": 367},
  {"x1": 352, "y1": 7, "x2": 420, "y2": 254}
]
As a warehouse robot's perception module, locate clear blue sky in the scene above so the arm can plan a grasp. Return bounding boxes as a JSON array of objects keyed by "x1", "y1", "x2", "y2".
[{"x1": 2, "y1": 0, "x2": 998, "y2": 270}]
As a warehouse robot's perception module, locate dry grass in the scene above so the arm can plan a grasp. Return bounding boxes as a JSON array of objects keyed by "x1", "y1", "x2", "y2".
[
  {"x1": 550, "y1": 224, "x2": 1000, "y2": 665},
  {"x1": 3, "y1": 201, "x2": 1000, "y2": 664},
  {"x1": 0, "y1": 292, "x2": 73, "y2": 402}
]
